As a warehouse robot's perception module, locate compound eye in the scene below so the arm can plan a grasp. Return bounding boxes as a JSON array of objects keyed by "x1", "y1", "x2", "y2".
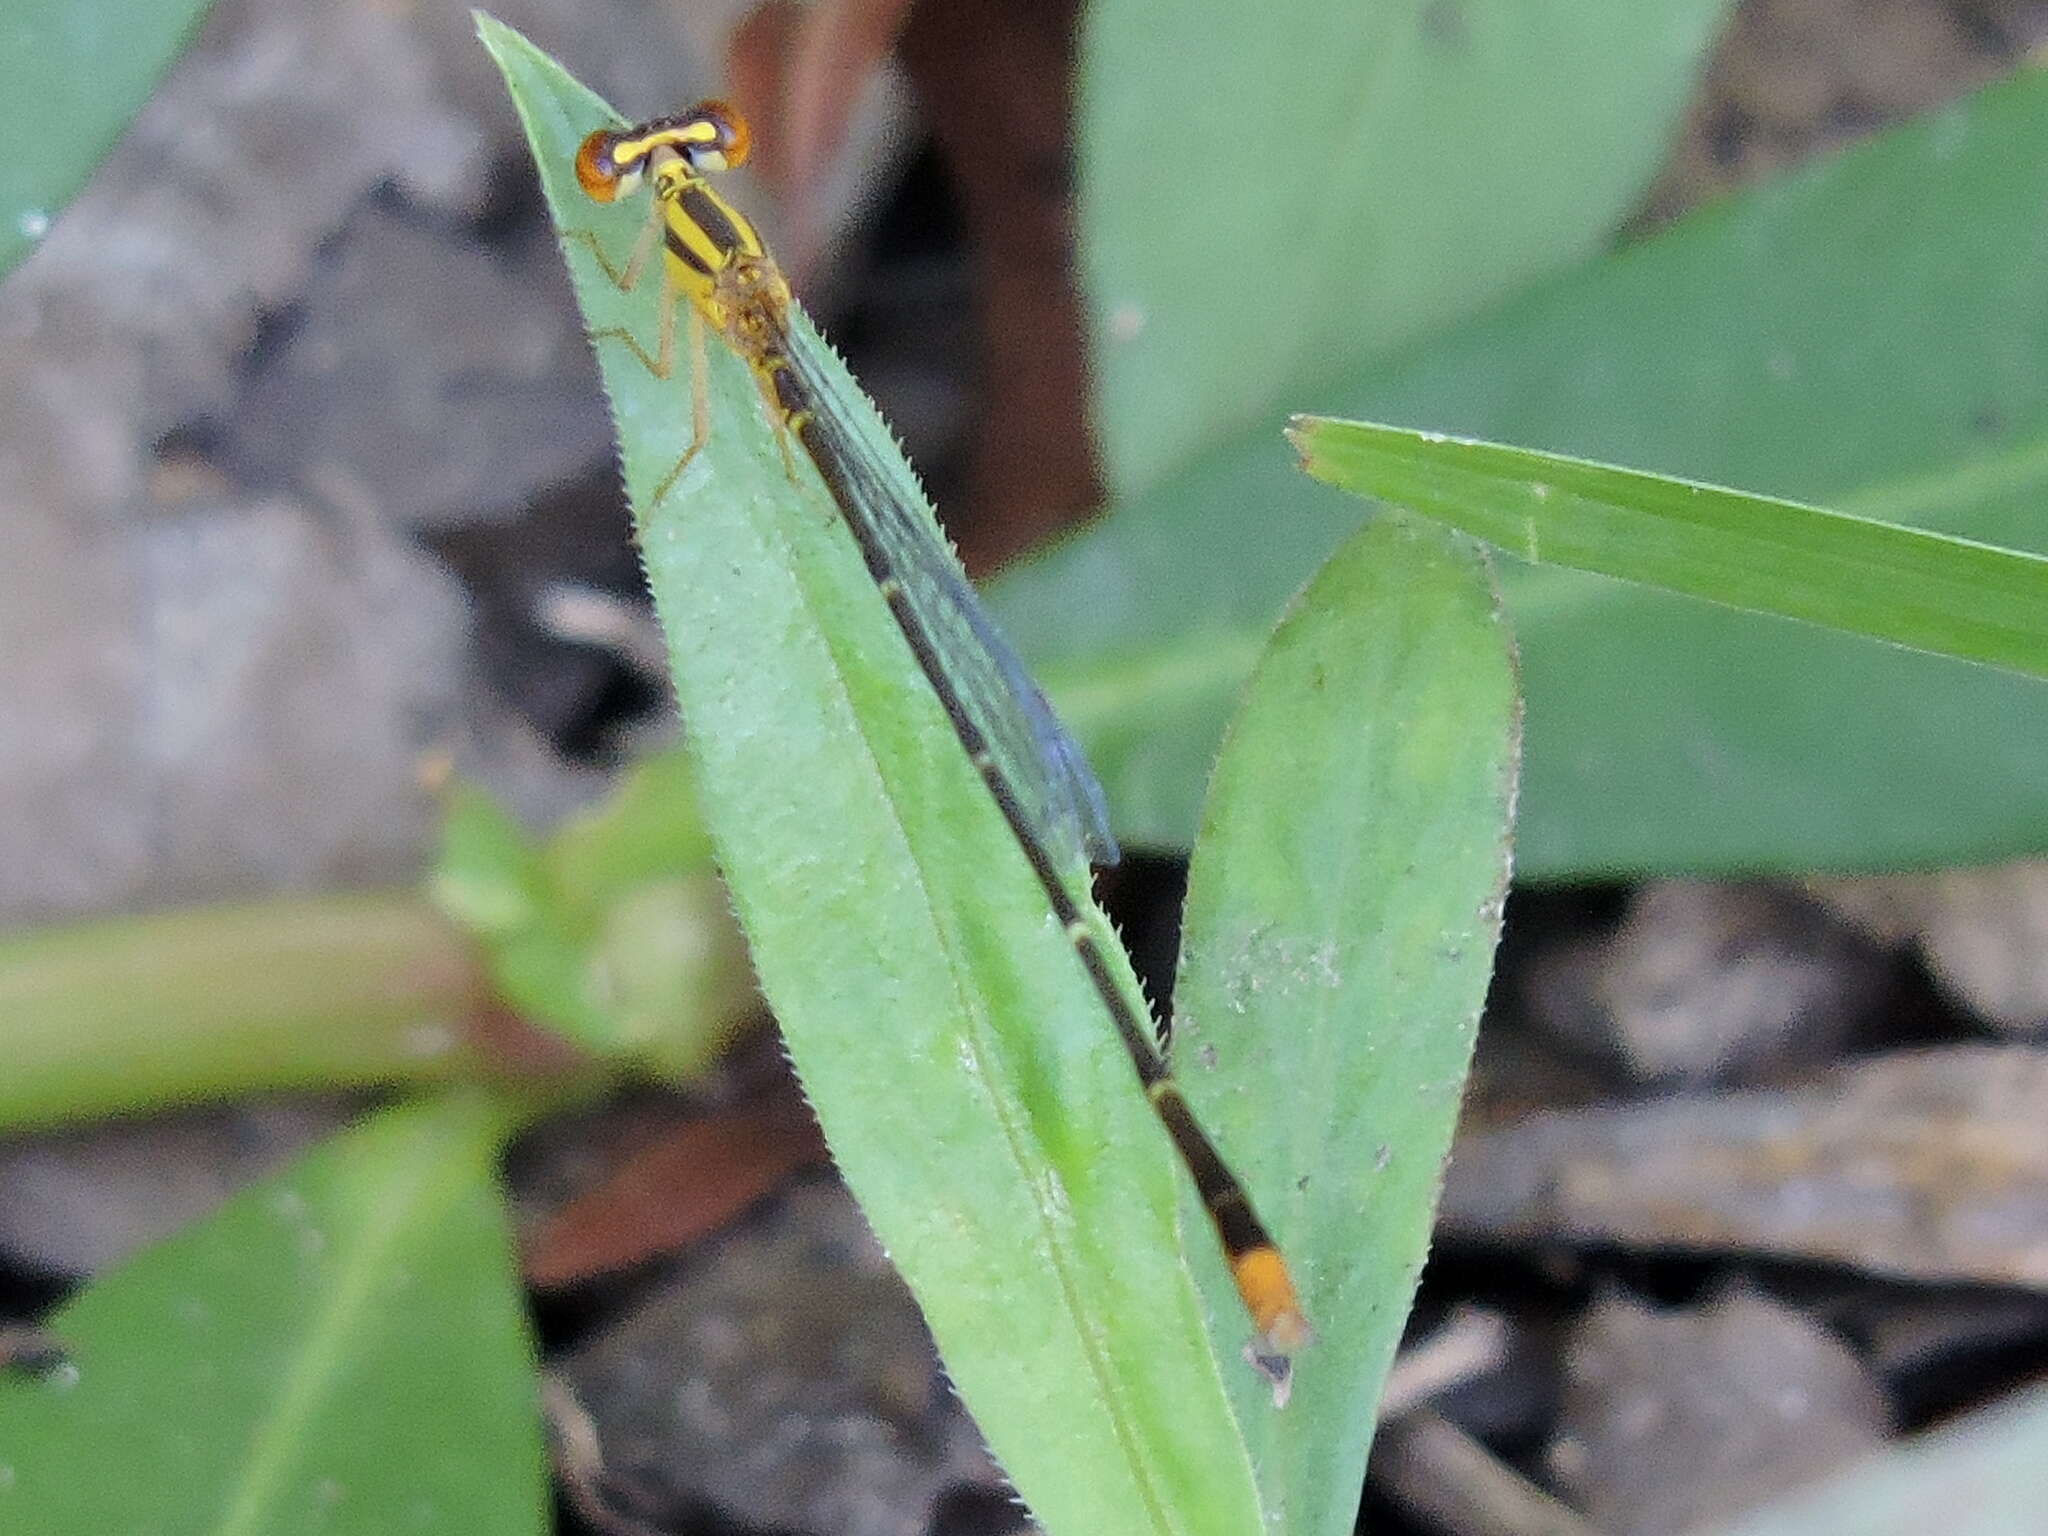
[
  {"x1": 575, "y1": 130, "x2": 626, "y2": 201},
  {"x1": 688, "y1": 100, "x2": 752, "y2": 171}
]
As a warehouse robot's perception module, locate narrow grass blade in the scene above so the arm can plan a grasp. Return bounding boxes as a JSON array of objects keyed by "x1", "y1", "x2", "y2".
[
  {"x1": 1175, "y1": 510, "x2": 1519, "y2": 1535},
  {"x1": 479, "y1": 17, "x2": 1266, "y2": 1534},
  {"x1": 1292, "y1": 417, "x2": 2048, "y2": 680}
]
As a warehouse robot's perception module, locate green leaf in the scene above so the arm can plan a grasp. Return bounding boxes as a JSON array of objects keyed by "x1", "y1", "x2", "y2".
[
  {"x1": 1175, "y1": 511, "x2": 1518, "y2": 1535},
  {"x1": 1080, "y1": 0, "x2": 1732, "y2": 496},
  {"x1": 1710, "y1": 1382, "x2": 2048, "y2": 1536},
  {"x1": 0, "y1": 0, "x2": 215, "y2": 279},
  {"x1": 0, "y1": 1094, "x2": 543, "y2": 1535},
  {"x1": 431, "y1": 755, "x2": 749, "y2": 1077},
  {"x1": 479, "y1": 17, "x2": 1268, "y2": 1534},
  {"x1": 999, "y1": 67, "x2": 2048, "y2": 877},
  {"x1": 1291, "y1": 418, "x2": 2048, "y2": 680}
]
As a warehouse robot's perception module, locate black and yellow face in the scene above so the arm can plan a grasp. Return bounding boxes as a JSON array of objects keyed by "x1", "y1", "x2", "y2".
[
  {"x1": 573, "y1": 100, "x2": 752, "y2": 202},
  {"x1": 573, "y1": 101, "x2": 787, "y2": 331}
]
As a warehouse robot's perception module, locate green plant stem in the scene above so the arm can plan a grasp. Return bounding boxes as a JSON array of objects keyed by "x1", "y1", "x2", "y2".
[{"x1": 0, "y1": 890, "x2": 499, "y2": 1130}]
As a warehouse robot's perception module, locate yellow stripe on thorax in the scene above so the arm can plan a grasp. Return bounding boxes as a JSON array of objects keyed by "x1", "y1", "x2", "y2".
[{"x1": 652, "y1": 162, "x2": 790, "y2": 342}]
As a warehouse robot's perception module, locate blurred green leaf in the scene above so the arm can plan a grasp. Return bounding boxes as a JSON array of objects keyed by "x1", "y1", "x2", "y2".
[
  {"x1": 430, "y1": 755, "x2": 749, "y2": 1077},
  {"x1": 0, "y1": 0, "x2": 214, "y2": 278},
  {"x1": 1711, "y1": 1383, "x2": 2048, "y2": 1536},
  {"x1": 1175, "y1": 511, "x2": 1517, "y2": 1534},
  {"x1": 1001, "y1": 68, "x2": 2048, "y2": 876},
  {"x1": 482, "y1": 18, "x2": 1273, "y2": 1533},
  {"x1": 1080, "y1": 0, "x2": 1732, "y2": 495},
  {"x1": 432, "y1": 780, "x2": 595, "y2": 1043},
  {"x1": 432, "y1": 781, "x2": 548, "y2": 935},
  {"x1": 0, "y1": 1094, "x2": 543, "y2": 1535},
  {"x1": 1293, "y1": 417, "x2": 2048, "y2": 679}
]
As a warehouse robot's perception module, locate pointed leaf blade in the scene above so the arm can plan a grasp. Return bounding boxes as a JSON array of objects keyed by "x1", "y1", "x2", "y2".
[
  {"x1": 479, "y1": 18, "x2": 1266, "y2": 1533},
  {"x1": 1177, "y1": 511, "x2": 1519, "y2": 1536}
]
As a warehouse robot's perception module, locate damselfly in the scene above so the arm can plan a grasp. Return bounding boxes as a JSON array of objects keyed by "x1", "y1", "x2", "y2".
[{"x1": 568, "y1": 103, "x2": 1308, "y2": 1371}]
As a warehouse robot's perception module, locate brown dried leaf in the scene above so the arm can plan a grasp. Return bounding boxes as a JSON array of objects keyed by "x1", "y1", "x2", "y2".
[{"x1": 522, "y1": 1082, "x2": 827, "y2": 1288}]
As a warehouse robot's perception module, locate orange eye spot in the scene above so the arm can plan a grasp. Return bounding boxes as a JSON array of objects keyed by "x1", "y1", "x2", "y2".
[
  {"x1": 695, "y1": 100, "x2": 752, "y2": 169},
  {"x1": 575, "y1": 131, "x2": 622, "y2": 201}
]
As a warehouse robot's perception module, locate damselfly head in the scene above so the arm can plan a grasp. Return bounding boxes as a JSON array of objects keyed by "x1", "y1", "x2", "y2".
[{"x1": 576, "y1": 103, "x2": 753, "y2": 204}]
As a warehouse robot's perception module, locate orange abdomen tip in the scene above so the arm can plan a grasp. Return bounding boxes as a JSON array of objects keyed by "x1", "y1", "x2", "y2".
[{"x1": 1232, "y1": 1246, "x2": 1313, "y2": 1356}]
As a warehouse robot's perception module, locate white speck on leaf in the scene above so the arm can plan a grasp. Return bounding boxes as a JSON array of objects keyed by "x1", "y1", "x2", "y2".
[{"x1": 403, "y1": 1022, "x2": 458, "y2": 1059}]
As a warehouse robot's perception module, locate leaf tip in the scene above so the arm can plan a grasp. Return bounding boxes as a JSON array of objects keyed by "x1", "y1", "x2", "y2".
[
  {"x1": 1285, "y1": 415, "x2": 1332, "y2": 483},
  {"x1": 472, "y1": 10, "x2": 536, "y2": 75}
]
